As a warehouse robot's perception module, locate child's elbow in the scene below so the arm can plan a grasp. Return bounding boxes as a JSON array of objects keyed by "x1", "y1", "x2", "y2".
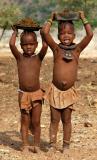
[
  {"x1": 9, "y1": 42, "x2": 13, "y2": 47},
  {"x1": 40, "y1": 28, "x2": 46, "y2": 36},
  {"x1": 89, "y1": 32, "x2": 93, "y2": 39},
  {"x1": 40, "y1": 29, "x2": 48, "y2": 40},
  {"x1": 40, "y1": 29, "x2": 44, "y2": 36},
  {"x1": 9, "y1": 41, "x2": 15, "y2": 48}
]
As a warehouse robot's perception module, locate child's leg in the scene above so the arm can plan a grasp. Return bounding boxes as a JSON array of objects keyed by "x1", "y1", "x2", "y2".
[
  {"x1": 50, "y1": 106, "x2": 61, "y2": 147},
  {"x1": 21, "y1": 110, "x2": 30, "y2": 147},
  {"x1": 31, "y1": 100, "x2": 42, "y2": 150},
  {"x1": 61, "y1": 107, "x2": 72, "y2": 149},
  {"x1": 29, "y1": 112, "x2": 34, "y2": 135}
]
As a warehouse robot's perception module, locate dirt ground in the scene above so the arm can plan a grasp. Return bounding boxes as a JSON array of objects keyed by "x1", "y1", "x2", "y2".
[{"x1": 0, "y1": 52, "x2": 97, "y2": 160}]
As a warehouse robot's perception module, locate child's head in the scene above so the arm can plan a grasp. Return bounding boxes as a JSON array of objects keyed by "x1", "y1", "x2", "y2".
[
  {"x1": 58, "y1": 21, "x2": 75, "y2": 46},
  {"x1": 20, "y1": 31, "x2": 38, "y2": 56}
]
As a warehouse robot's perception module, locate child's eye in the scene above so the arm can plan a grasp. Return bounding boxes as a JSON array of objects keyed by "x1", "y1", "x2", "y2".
[
  {"x1": 59, "y1": 32, "x2": 64, "y2": 35},
  {"x1": 22, "y1": 44, "x2": 27, "y2": 46},
  {"x1": 68, "y1": 32, "x2": 72, "y2": 34}
]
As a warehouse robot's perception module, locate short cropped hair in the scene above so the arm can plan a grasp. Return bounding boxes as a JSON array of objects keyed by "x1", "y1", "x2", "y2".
[
  {"x1": 58, "y1": 20, "x2": 74, "y2": 33},
  {"x1": 20, "y1": 31, "x2": 37, "y2": 43}
]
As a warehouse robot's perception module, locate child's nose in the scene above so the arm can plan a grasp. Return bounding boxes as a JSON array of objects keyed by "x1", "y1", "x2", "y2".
[
  {"x1": 27, "y1": 44, "x2": 31, "y2": 48},
  {"x1": 65, "y1": 33, "x2": 68, "y2": 36}
]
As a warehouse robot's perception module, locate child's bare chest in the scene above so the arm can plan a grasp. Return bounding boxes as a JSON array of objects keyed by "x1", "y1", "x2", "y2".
[{"x1": 17, "y1": 56, "x2": 41, "y2": 70}]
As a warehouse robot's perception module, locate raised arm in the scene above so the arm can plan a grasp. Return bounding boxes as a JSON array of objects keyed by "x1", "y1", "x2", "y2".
[
  {"x1": 78, "y1": 11, "x2": 93, "y2": 52},
  {"x1": 38, "y1": 30, "x2": 48, "y2": 61},
  {"x1": 40, "y1": 13, "x2": 58, "y2": 52},
  {"x1": 9, "y1": 27, "x2": 21, "y2": 59}
]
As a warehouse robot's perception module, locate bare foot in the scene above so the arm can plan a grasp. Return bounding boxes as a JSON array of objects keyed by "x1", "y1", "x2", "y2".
[
  {"x1": 34, "y1": 146, "x2": 41, "y2": 153},
  {"x1": 29, "y1": 146, "x2": 35, "y2": 153},
  {"x1": 47, "y1": 144, "x2": 57, "y2": 153},
  {"x1": 62, "y1": 143, "x2": 70, "y2": 153},
  {"x1": 20, "y1": 145, "x2": 30, "y2": 153},
  {"x1": 29, "y1": 146, "x2": 41, "y2": 153},
  {"x1": 62, "y1": 146, "x2": 70, "y2": 155},
  {"x1": 48, "y1": 146, "x2": 56, "y2": 153}
]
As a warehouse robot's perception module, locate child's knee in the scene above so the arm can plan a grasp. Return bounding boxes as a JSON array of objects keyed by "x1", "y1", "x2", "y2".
[
  {"x1": 21, "y1": 109, "x2": 29, "y2": 115},
  {"x1": 51, "y1": 117, "x2": 60, "y2": 124},
  {"x1": 62, "y1": 116, "x2": 71, "y2": 125},
  {"x1": 32, "y1": 120, "x2": 40, "y2": 128},
  {"x1": 21, "y1": 110, "x2": 29, "y2": 123}
]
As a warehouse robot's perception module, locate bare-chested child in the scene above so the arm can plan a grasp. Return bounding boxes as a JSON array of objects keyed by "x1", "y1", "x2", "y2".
[
  {"x1": 9, "y1": 26, "x2": 48, "y2": 153},
  {"x1": 41, "y1": 11, "x2": 93, "y2": 152}
]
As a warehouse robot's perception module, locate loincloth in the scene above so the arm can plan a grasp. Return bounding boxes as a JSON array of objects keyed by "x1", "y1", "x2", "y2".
[
  {"x1": 18, "y1": 89, "x2": 44, "y2": 113},
  {"x1": 44, "y1": 83, "x2": 78, "y2": 110}
]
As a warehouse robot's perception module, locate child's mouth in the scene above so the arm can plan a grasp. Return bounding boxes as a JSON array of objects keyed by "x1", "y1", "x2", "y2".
[
  {"x1": 27, "y1": 50, "x2": 32, "y2": 52},
  {"x1": 64, "y1": 39, "x2": 70, "y2": 44}
]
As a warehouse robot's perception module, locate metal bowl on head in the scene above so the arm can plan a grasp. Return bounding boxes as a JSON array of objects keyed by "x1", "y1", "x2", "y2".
[{"x1": 54, "y1": 10, "x2": 79, "y2": 21}]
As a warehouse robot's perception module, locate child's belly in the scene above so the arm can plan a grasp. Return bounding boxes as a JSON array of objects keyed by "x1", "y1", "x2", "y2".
[
  {"x1": 18, "y1": 70, "x2": 40, "y2": 92},
  {"x1": 53, "y1": 61, "x2": 78, "y2": 91},
  {"x1": 19, "y1": 80, "x2": 40, "y2": 92}
]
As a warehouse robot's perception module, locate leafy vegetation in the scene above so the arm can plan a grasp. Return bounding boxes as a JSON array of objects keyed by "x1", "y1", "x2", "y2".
[
  {"x1": 0, "y1": 2, "x2": 23, "y2": 29},
  {"x1": 0, "y1": 0, "x2": 97, "y2": 29}
]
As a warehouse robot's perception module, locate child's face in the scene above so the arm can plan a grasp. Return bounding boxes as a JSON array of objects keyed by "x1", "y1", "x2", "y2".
[
  {"x1": 21, "y1": 33, "x2": 38, "y2": 56},
  {"x1": 58, "y1": 23, "x2": 75, "y2": 46}
]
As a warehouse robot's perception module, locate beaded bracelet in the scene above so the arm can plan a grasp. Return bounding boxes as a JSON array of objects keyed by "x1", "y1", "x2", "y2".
[
  {"x1": 82, "y1": 18, "x2": 89, "y2": 25},
  {"x1": 47, "y1": 18, "x2": 53, "y2": 25}
]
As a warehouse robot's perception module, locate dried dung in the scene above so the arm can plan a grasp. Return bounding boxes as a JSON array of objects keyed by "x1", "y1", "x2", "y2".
[{"x1": 13, "y1": 18, "x2": 41, "y2": 31}]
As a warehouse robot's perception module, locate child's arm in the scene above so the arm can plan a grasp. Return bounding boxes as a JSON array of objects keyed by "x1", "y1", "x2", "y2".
[
  {"x1": 78, "y1": 11, "x2": 93, "y2": 52},
  {"x1": 40, "y1": 12, "x2": 58, "y2": 52},
  {"x1": 38, "y1": 30, "x2": 48, "y2": 61},
  {"x1": 9, "y1": 26, "x2": 21, "y2": 59}
]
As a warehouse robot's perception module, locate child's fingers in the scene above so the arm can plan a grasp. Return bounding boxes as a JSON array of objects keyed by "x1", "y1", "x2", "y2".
[
  {"x1": 51, "y1": 12, "x2": 56, "y2": 20},
  {"x1": 11, "y1": 25, "x2": 16, "y2": 30},
  {"x1": 11, "y1": 25, "x2": 14, "y2": 30},
  {"x1": 78, "y1": 11, "x2": 85, "y2": 19},
  {"x1": 11, "y1": 25, "x2": 18, "y2": 36}
]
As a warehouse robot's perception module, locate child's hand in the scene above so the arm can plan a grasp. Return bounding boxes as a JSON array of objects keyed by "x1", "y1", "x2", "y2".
[
  {"x1": 12, "y1": 25, "x2": 18, "y2": 32},
  {"x1": 51, "y1": 12, "x2": 56, "y2": 21},
  {"x1": 11, "y1": 25, "x2": 18, "y2": 36},
  {"x1": 79, "y1": 11, "x2": 86, "y2": 20}
]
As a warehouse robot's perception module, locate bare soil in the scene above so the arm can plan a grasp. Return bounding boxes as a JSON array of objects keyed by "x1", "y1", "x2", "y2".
[{"x1": 0, "y1": 54, "x2": 97, "y2": 160}]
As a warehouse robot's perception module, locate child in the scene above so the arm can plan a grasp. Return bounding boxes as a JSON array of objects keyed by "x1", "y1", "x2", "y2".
[
  {"x1": 41, "y1": 11, "x2": 93, "y2": 152},
  {"x1": 9, "y1": 24, "x2": 48, "y2": 153}
]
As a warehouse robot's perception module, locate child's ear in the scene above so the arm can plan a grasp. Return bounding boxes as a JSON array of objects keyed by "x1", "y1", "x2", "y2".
[{"x1": 36, "y1": 42, "x2": 38, "y2": 48}]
